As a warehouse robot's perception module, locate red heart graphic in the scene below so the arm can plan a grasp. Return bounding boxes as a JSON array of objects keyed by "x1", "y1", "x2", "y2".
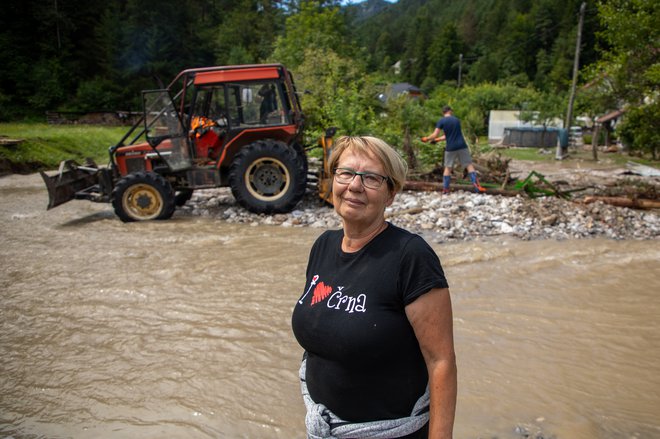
[{"x1": 311, "y1": 282, "x2": 332, "y2": 306}]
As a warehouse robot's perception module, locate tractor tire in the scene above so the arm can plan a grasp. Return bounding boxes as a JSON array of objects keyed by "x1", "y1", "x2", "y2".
[
  {"x1": 112, "y1": 172, "x2": 176, "y2": 222},
  {"x1": 229, "y1": 140, "x2": 307, "y2": 214}
]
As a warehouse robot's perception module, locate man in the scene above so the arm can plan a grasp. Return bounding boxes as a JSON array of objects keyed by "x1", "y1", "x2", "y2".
[{"x1": 422, "y1": 105, "x2": 485, "y2": 193}]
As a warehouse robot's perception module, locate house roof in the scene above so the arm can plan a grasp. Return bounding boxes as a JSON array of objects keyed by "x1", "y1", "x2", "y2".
[
  {"x1": 596, "y1": 109, "x2": 625, "y2": 124},
  {"x1": 389, "y1": 83, "x2": 422, "y2": 95}
]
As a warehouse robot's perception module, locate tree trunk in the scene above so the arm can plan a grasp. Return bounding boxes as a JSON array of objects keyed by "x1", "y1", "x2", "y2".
[
  {"x1": 403, "y1": 126, "x2": 417, "y2": 170},
  {"x1": 581, "y1": 196, "x2": 660, "y2": 210},
  {"x1": 591, "y1": 124, "x2": 599, "y2": 161}
]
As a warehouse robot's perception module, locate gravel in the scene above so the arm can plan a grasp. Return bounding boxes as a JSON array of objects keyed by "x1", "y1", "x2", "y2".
[{"x1": 180, "y1": 187, "x2": 660, "y2": 243}]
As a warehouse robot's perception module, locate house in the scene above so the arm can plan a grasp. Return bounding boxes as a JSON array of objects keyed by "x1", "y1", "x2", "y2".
[
  {"x1": 593, "y1": 109, "x2": 625, "y2": 150},
  {"x1": 377, "y1": 83, "x2": 425, "y2": 104}
]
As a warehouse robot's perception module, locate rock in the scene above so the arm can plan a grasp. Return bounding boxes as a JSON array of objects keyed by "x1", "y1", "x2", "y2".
[{"x1": 541, "y1": 214, "x2": 558, "y2": 226}]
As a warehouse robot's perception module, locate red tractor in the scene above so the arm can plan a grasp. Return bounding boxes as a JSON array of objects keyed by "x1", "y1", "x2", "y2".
[{"x1": 41, "y1": 64, "x2": 313, "y2": 221}]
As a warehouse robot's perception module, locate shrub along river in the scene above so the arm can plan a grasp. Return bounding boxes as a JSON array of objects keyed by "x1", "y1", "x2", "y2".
[{"x1": 1, "y1": 173, "x2": 659, "y2": 438}]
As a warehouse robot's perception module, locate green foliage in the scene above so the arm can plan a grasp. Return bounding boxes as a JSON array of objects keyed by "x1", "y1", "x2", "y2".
[
  {"x1": 426, "y1": 24, "x2": 464, "y2": 87},
  {"x1": 617, "y1": 102, "x2": 660, "y2": 159},
  {"x1": 73, "y1": 78, "x2": 125, "y2": 112},
  {"x1": 518, "y1": 89, "x2": 567, "y2": 128},
  {"x1": 424, "y1": 83, "x2": 539, "y2": 138},
  {"x1": 595, "y1": 0, "x2": 659, "y2": 102},
  {"x1": 400, "y1": 6, "x2": 434, "y2": 87},
  {"x1": 27, "y1": 58, "x2": 71, "y2": 112},
  {"x1": 272, "y1": 1, "x2": 352, "y2": 68},
  {"x1": 214, "y1": 0, "x2": 284, "y2": 64},
  {"x1": 0, "y1": 92, "x2": 12, "y2": 122},
  {"x1": 293, "y1": 48, "x2": 374, "y2": 140},
  {"x1": 376, "y1": 96, "x2": 433, "y2": 170},
  {"x1": 582, "y1": 0, "x2": 659, "y2": 153}
]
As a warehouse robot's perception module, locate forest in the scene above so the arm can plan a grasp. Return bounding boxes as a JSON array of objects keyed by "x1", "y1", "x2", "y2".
[{"x1": 0, "y1": 0, "x2": 657, "y2": 158}]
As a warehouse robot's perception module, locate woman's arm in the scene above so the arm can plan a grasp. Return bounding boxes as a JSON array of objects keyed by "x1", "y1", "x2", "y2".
[{"x1": 406, "y1": 287, "x2": 457, "y2": 438}]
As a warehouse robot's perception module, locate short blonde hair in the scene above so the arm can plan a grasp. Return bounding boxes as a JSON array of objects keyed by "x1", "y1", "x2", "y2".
[{"x1": 328, "y1": 136, "x2": 408, "y2": 193}]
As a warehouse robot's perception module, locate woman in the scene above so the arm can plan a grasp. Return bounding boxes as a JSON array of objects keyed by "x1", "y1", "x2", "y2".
[{"x1": 292, "y1": 136, "x2": 457, "y2": 438}]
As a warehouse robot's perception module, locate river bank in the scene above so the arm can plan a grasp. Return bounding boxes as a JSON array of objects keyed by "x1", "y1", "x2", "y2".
[
  {"x1": 181, "y1": 186, "x2": 659, "y2": 242},
  {"x1": 176, "y1": 156, "x2": 659, "y2": 242}
]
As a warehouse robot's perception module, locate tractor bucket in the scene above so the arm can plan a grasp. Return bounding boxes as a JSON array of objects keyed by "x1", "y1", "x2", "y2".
[{"x1": 40, "y1": 160, "x2": 101, "y2": 210}]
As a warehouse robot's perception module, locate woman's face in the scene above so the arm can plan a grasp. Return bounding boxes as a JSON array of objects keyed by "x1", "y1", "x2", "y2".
[{"x1": 332, "y1": 148, "x2": 395, "y2": 229}]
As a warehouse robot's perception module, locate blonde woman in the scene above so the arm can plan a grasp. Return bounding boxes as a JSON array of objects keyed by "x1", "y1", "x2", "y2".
[{"x1": 292, "y1": 136, "x2": 457, "y2": 438}]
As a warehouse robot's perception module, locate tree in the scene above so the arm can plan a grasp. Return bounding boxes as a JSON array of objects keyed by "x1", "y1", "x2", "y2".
[
  {"x1": 595, "y1": 0, "x2": 659, "y2": 103},
  {"x1": 293, "y1": 48, "x2": 374, "y2": 139},
  {"x1": 379, "y1": 96, "x2": 432, "y2": 170},
  {"x1": 587, "y1": 0, "x2": 659, "y2": 156},
  {"x1": 618, "y1": 102, "x2": 659, "y2": 159},
  {"x1": 400, "y1": 6, "x2": 433, "y2": 87},
  {"x1": 518, "y1": 89, "x2": 567, "y2": 149},
  {"x1": 214, "y1": 0, "x2": 285, "y2": 64},
  {"x1": 426, "y1": 24, "x2": 464, "y2": 87},
  {"x1": 272, "y1": 0, "x2": 352, "y2": 68}
]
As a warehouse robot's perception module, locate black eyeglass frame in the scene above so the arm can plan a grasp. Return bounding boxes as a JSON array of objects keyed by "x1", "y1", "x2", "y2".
[{"x1": 333, "y1": 167, "x2": 392, "y2": 190}]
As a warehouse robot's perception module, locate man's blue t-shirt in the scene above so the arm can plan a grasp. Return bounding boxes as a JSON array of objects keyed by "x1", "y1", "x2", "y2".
[{"x1": 436, "y1": 115, "x2": 468, "y2": 151}]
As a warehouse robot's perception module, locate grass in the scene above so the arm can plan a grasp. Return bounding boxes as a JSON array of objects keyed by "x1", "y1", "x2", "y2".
[
  {"x1": 479, "y1": 144, "x2": 658, "y2": 168},
  {"x1": 1, "y1": 123, "x2": 657, "y2": 174},
  {"x1": 0, "y1": 123, "x2": 129, "y2": 172}
]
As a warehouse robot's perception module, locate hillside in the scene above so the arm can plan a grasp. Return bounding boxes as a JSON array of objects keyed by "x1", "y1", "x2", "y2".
[{"x1": 351, "y1": 0, "x2": 600, "y2": 90}]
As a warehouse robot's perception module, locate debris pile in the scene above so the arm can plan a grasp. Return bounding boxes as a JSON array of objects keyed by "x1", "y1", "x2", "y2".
[
  {"x1": 181, "y1": 186, "x2": 659, "y2": 242},
  {"x1": 180, "y1": 155, "x2": 659, "y2": 242}
]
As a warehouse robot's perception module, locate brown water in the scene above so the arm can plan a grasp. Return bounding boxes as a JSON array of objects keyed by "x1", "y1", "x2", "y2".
[{"x1": 1, "y1": 173, "x2": 659, "y2": 439}]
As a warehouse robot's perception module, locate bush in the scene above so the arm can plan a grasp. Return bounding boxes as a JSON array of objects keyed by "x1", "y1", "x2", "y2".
[
  {"x1": 617, "y1": 102, "x2": 660, "y2": 159},
  {"x1": 73, "y1": 78, "x2": 124, "y2": 112}
]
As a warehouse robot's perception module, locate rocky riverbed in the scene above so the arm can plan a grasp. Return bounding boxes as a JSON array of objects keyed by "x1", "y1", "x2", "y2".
[{"x1": 181, "y1": 186, "x2": 659, "y2": 243}]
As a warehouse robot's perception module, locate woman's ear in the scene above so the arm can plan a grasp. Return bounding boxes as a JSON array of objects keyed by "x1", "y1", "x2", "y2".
[{"x1": 385, "y1": 190, "x2": 396, "y2": 207}]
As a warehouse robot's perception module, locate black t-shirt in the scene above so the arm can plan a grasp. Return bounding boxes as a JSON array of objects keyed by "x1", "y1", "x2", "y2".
[{"x1": 291, "y1": 223, "x2": 448, "y2": 422}]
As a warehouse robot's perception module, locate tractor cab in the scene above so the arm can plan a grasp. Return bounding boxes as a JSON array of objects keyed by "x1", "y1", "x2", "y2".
[
  {"x1": 139, "y1": 66, "x2": 299, "y2": 175},
  {"x1": 185, "y1": 80, "x2": 292, "y2": 163}
]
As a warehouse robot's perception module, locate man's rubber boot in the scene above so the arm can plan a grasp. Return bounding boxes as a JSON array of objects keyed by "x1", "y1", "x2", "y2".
[
  {"x1": 443, "y1": 176, "x2": 451, "y2": 194},
  {"x1": 469, "y1": 172, "x2": 486, "y2": 193}
]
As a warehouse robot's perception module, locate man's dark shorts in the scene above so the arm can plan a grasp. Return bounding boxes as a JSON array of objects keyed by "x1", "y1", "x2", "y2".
[{"x1": 444, "y1": 148, "x2": 473, "y2": 167}]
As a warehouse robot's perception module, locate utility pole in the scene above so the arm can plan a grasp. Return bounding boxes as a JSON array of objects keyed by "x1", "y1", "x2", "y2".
[
  {"x1": 559, "y1": 2, "x2": 586, "y2": 160},
  {"x1": 457, "y1": 53, "x2": 463, "y2": 88},
  {"x1": 55, "y1": 0, "x2": 62, "y2": 50}
]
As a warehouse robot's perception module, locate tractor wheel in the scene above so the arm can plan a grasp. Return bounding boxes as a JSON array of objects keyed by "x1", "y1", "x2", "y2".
[
  {"x1": 112, "y1": 172, "x2": 175, "y2": 222},
  {"x1": 229, "y1": 140, "x2": 307, "y2": 214}
]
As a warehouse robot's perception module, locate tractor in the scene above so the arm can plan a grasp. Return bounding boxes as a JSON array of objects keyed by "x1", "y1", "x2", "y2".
[{"x1": 40, "y1": 64, "x2": 321, "y2": 222}]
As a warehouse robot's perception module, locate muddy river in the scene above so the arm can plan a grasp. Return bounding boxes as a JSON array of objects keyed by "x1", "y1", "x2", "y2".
[{"x1": 1, "y1": 173, "x2": 659, "y2": 438}]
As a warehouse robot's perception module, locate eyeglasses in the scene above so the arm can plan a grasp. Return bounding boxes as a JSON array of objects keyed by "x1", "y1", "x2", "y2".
[{"x1": 333, "y1": 168, "x2": 390, "y2": 189}]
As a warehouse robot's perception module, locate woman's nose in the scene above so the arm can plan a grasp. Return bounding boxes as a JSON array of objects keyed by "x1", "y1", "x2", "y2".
[{"x1": 347, "y1": 173, "x2": 364, "y2": 191}]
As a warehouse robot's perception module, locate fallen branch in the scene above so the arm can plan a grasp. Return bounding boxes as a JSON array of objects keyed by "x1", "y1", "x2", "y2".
[{"x1": 580, "y1": 196, "x2": 660, "y2": 210}]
